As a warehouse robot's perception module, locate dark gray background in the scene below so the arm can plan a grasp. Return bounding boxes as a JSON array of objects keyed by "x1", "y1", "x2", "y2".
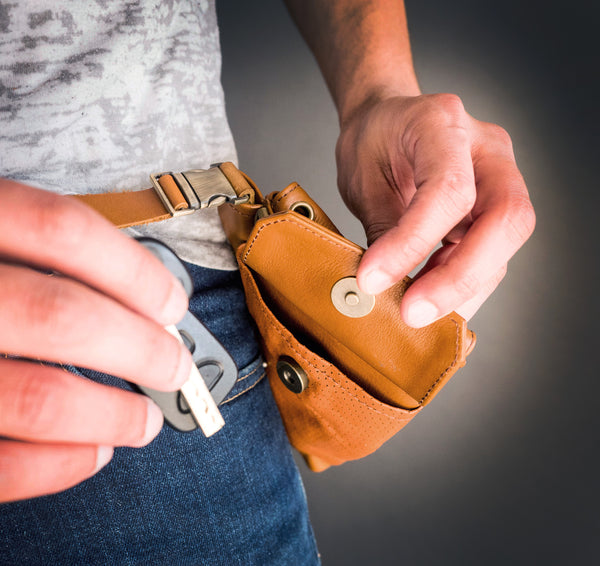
[{"x1": 217, "y1": 1, "x2": 598, "y2": 564}]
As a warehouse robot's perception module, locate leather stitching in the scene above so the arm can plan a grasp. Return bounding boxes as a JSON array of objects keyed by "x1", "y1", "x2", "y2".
[
  {"x1": 273, "y1": 183, "x2": 300, "y2": 204},
  {"x1": 244, "y1": 216, "x2": 356, "y2": 262},
  {"x1": 418, "y1": 317, "x2": 461, "y2": 404},
  {"x1": 224, "y1": 202, "x2": 256, "y2": 218}
]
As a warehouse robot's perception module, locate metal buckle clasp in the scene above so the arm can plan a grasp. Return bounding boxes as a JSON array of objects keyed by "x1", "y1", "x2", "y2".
[{"x1": 150, "y1": 166, "x2": 249, "y2": 217}]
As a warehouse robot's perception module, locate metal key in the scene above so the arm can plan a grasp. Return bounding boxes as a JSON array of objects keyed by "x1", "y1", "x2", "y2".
[{"x1": 165, "y1": 325, "x2": 225, "y2": 437}]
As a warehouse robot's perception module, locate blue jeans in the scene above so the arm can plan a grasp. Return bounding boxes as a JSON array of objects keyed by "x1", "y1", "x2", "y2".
[{"x1": 0, "y1": 264, "x2": 320, "y2": 565}]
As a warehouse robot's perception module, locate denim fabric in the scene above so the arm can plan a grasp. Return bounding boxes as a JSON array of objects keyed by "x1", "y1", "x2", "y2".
[{"x1": 0, "y1": 263, "x2": 320, "y2": 565}]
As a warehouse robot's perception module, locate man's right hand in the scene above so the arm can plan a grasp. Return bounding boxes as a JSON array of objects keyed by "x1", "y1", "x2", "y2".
[{"x1": 0, "y1": 178, "x2": 193, "y2": 503}]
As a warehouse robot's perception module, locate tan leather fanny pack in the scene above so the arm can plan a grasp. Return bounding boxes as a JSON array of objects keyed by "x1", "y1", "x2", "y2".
[{"x1": 75, "y1": 162, "x2": 476, "y2": 472}]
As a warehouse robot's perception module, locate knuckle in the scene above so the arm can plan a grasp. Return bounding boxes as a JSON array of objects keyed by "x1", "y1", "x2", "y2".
[
  {"x1": 140, "y1": 328, "x2": 182, "y2": 390},
  {"x1": 453, "y1": 271, "x2": 482, "y2": 300},
  {"x1": 437, "y1": 171, "x2": 476, "y2": 217},
  {"x1": 487, "y1": 123, "x2": 513, "y2": 147},
  {"x1": 23, "y1": 278, "x2": 90, "y2": 349},
  {"x1": 365, "y1": 221, "x2": 390, "y2": 246},
  {"x1": 13, "y1": 370, "x2": 58, "y2": 437},
  {"x1": 431, "y1": 93, "x2": 466, "y2": 118},
  {"x1": 502, "y1": 194, "x2": 537, "y2": 244},
  {"x1": 128, "y1": 248, "x2": 175, "y2": 319},
  {"x1": 401, "y1": 232, "x2": 431, "y2": 261},
  {"x1": 480, "y1": 122, "x2": 515, "y2": 156},
  {"x1": 495, "y1": 264, "x2": 508, "y2": 283},
  {"x1": 31, "y1": 195, "x2": 92, "y2": 252},
  {"x1": 129, "y1": 252, "x2": 160, "y2": 298},
  {"x1": 482, "y1": 266, "x2": 508, "y2": 295}
]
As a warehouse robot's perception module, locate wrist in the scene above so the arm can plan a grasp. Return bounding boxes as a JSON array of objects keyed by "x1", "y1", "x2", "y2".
[
  {"x1": 338, "y1": 81, "x2": 421, "y2": 128},
  {"x1": 286, "y1": 0, "x2": 421, "y2": 126},
  {"x1": 337, "y1": 74, "x2": 421, "y2": 128}
]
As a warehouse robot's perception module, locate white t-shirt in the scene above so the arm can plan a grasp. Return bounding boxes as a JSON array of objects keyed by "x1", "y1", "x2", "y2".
[{"x1": 0, "y1": 0, "x2": 238, "y2": 269}]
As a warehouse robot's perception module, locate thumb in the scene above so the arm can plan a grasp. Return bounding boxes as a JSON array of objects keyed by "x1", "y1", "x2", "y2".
[
  {"x1": 355, "y1": 204, "x2": 412, "y2": 294},
  {"x1": 343, "y1": 178, "x2": 415, "y2": 292}
]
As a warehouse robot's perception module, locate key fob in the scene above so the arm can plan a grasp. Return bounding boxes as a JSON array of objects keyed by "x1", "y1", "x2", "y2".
[{"x1": 134, "y1": 237, "x2": 238, "y2": 432}]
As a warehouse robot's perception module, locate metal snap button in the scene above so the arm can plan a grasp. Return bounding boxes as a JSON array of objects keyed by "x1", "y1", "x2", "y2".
[
  {"x1": 276, "y1": 357, "x2": 308, "y2": 393},
  {"x1": 331, "y1": 277, "x2": 375, "y2": 318}
]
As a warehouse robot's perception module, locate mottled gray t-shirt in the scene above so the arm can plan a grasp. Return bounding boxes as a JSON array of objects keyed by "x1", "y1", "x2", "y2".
[{"x1": 0, "y1": 0, "x2": 238, "y2": 270}]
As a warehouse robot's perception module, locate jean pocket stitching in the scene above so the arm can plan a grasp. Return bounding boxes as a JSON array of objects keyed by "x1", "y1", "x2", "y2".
[{"x1": 221, "y1": 371, "x2": 266, "y2": 405}]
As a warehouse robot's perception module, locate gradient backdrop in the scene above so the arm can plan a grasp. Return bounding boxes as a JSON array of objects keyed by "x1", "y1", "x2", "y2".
[{"x1": 217, "y1": 1, "x2": 598, "y2": 564}]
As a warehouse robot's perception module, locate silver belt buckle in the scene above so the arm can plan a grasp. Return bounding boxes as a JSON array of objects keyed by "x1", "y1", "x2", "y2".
[{"x1": 150, "y1": 166, "x2": 249, "y2": 217}]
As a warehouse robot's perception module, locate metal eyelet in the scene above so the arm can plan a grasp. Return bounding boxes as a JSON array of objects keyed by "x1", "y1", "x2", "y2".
[{"x1": 289, "y1": 201, "x2": 315, "y2": 220}]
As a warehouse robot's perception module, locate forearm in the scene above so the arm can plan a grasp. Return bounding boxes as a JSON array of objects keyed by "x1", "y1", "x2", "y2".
[{"x1": 283, "y1": 0, "x2": 421, "y2": 123}]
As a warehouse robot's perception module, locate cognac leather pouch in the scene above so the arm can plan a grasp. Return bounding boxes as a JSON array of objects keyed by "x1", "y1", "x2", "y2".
[
  {"x1": 218, "y1": 165, "x2": 476, "y2": 472},
  {"x1": 75, "y1": 162, "x2": 476, "y2": 472}
]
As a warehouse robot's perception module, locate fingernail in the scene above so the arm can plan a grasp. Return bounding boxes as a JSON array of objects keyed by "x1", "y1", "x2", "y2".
[
  {"x1": 405, "y1": 299, "x2": 439, "y2": 328},
  {"x1": 172, "y1": 342, "x2": 193, "y2": 389},
  {"x1": 141, "y1": 398, "x2": 164, "y2": 446},
  {"x1": 161, "y1": 280, "x2": 189, "y2": 323},
  {"x1": 94, "y1": 446, "x2": 114, "y2": 474},
  {"x1": 362, "y1": 269, "x2": 395, "y2": 295}
]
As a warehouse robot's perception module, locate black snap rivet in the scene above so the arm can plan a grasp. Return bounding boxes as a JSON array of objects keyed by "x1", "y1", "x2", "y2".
[{"x1": 276, "y1": 357, "x2": 308, "y2": 393}]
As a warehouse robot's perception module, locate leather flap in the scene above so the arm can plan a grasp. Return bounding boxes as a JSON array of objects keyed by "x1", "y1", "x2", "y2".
[
  {"x1": 236, "y1": 247, "x2": 421, "y2": 470},
  {"x1": 241, "y1": 212, "x2": 469, "y2": 409}
]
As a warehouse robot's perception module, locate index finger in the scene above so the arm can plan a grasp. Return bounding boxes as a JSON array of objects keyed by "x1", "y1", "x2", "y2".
[{"x1": 0, "y1": 179, "x2": 188, "y2": 325}]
